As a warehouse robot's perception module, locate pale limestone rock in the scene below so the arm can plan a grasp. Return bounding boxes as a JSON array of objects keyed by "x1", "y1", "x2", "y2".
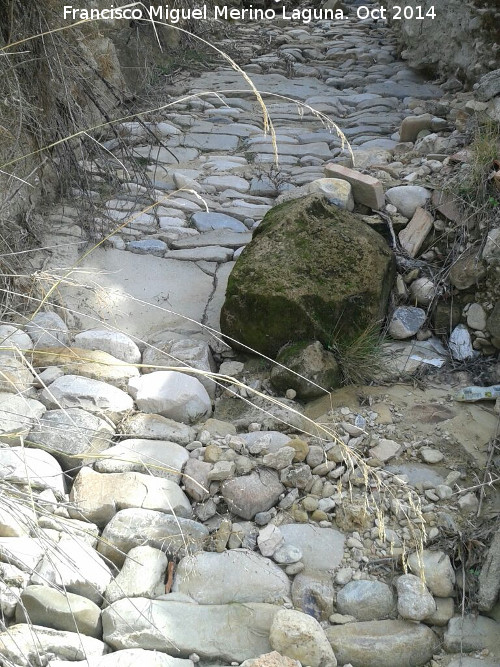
[
  {"x1": 128, "y1": 371, "x2": 211, "y2": 424},
  {"x1": 270, "y1": 609, "x2": 337, "y2": 667}
]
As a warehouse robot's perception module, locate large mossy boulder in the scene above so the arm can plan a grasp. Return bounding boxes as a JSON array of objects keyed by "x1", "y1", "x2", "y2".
[{"x1": 220, "y1": 195, "x2": 396, "y2": 357}]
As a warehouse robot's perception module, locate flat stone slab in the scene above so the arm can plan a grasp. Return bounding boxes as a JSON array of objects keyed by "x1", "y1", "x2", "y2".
[
  {"x1": 172, "y1": 550, "x2": 291, "y2": 604},
  {"x1": 189, "y1": 121, "x2": 261, "y2": 137},
  {"x1": 187, "y1": 71, "x2": 330, "y2": 101},
  {"x1": 180, "y1": 134, "x2": 239, "y2": 151},
  {"x1": 167, "y1": 246, "x2": 233, "y2": 262},
  {"x1": 131, "y1": 146, "x2": 199, "y2": 165},
  {"x1": 171, "y1": 230, "x2": 251, "y2": 249},
  {"x1": 366, "y1": 80, "x2": 442, "y2": 100},
  {"x1": 52, "y1": 249, "x2": 214, "y2": 339},
  {"x1": 248, "y1": 142, "x2": 331, "y2": 158},
  {"x1": 191, "y1": 212, "x2": 248, "y2": 233},
  {"x1": 279, "y1": 524, "x2": 345, "y2": 572},
  {"x1": 102, "y1": 598, "x2": 278, "y2": 662}
]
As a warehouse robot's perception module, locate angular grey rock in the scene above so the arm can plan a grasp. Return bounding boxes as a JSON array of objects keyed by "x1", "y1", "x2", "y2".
[
  {"x1": 207, "y1": 460, "x2": 235, "y2": 481},
  {"x1": 28, "y1": 408, "x2": 115, "y2": 471},
  {"x1": 118, "y1": 413, "x2": 195, "y2": 445},
  {"x1": 183, "y1": 458, "x2": 211, "y2": 502},
  {"x1": 142, "y1": 336, "x2": 217, "y2": 399},
  {"x1": 449, "y1": 324, "x2": 474, "y2": 361},
  {"x1": 40, "y1": 375, "x2": 133, "y2": 424},
  {"x1": 25, "y1": 311, "x2": 70, "y2": 349},
  {"x1": 69, "y1": 468, "x2": 192, "y2": 526},
  {"x1": 104, "y1": 545, "x2": 168, "y2": 605},
  {"x1": 172, "y1": 550, "x2": 290, "y2": 604},
  {"x1": 258, "y1": 524, "x2": 284, "y2": 557},
  {"x1": 388, "y1": 307, "x2": 426, "y2": 340},
  {"x1": 97, "y1": 508, "x2": 208, "y2": 567},
  {"x1": 396, "y1": 574, "x2": 436, "y2": 621},
  {"x1": 385, "y1": 186, "x2": 431, "y2": 219},
  {"x1": 270, "y1": 609, "x2": 337, "y2": 667},
  {"x1": 102, "y1": 598, "x2": 278, "y2": 661},
  {"x1": 238, "y1": 431, "x2": 292, "y2": 453},
  {"x1": 221, "y1": 469, "x2": 285, "y2": 520},
  {"x1": 74, "y1": 329, "x2": 142, "y2": 364},
  {"x1": 0, "y1": 446, "x2": 65, "y2": 495},
  {"x1": 280, "y1": 463, "x2": 312, "y2": 489},
  {"x1": 17, "y1": 585, "x2": 102, "y2": 637},
  {"x1": 323, "y1": 164, "x2": 385, "y2": 210},
  {"x1": 369, "y1": 438, "x2": 401, "y2": 463},
  {"x1": 407, "y1": 550, "x2": 455, "y2": 598},
  {"x1": 279, "y1": 524, "x2": 345, "y2": 572},
  {"x1": 32, "y1": 535, "x2": 113, "y2": 605},
  {"x1": 128, "y1": 371, "x2": 211, "y2": 424},
  {"x1": 336, "y1": 580, "x2": 396, "y2": 621},
  {"x1": 263, "y1": 447, "x2": 296, "y2": 470},
  {"x1": 93, "y1": 438, "x2": 189, "y2": 483},
  {"x1": 0, "y1": 624, "x2": 109, "y2": 666},
  {"x1": 0, "y1": 392, "x2": 46, "y2": 444}
]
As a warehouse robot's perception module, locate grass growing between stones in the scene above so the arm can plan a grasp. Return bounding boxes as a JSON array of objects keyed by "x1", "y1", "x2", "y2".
[{"x1": 327, "y1": 320, "x2": 387, "y2": 386}]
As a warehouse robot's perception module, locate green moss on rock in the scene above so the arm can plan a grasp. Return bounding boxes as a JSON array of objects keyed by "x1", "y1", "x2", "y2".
[{"x1": 220, "y1": 195, "x2": 396, "y2": 357}]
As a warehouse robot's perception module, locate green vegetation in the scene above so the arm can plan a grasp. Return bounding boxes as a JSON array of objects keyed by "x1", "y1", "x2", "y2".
[
  {"x1": 328, "y1": 320, "x2": 386, "y2": 386},
  {"x1": 458, "y1": 118, "x2": 500, "y2": 213}
]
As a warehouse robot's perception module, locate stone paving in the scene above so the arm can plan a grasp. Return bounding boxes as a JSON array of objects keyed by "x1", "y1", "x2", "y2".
[{"x1": 33, "y1": 7, "x2": 443, "y2": 342}]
